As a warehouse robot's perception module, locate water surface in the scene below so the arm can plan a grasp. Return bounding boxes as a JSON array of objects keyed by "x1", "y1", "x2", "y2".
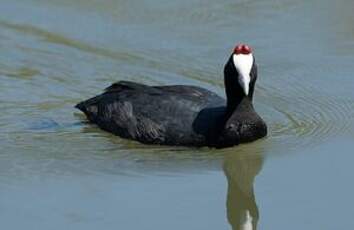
[{"x1": 1, "y1": 0, "x2": 354, "y2": 229}]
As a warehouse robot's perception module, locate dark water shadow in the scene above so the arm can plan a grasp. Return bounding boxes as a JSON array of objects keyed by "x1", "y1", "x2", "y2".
[{"x1": 223, "y1": 150, "x2": 264, "y2": 230}]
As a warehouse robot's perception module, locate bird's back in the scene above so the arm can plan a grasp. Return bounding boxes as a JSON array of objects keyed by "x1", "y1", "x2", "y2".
[{"x1": 76, "y1": 81, "x2": 226, "y2": 146}]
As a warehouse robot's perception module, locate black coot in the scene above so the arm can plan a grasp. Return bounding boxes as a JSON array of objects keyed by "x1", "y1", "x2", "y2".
[{"x1": 76, "y1": 44, "x2": 267, "y2": 148}]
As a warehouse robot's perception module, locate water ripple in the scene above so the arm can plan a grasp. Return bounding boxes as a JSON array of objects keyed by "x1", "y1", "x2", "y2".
[{"x1": 262, "y1": 76, "x2": 354, "y2": 151}]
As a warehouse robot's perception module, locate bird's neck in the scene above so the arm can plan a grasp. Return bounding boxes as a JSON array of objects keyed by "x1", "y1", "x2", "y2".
[
  {"x1": 224, "y1": 71, "x2": 254, "y2": 115},
  {"x1": 226, "y1": 95, "x2": 253, "y2": 115}
]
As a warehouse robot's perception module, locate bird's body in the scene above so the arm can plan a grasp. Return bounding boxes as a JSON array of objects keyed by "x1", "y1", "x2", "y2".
[
  {"x1": 76, "y1": 44, "x2": 267, "y2": 148},
  {"x1": 76, "y1": 81, "x2": 224, "y2": 146}
]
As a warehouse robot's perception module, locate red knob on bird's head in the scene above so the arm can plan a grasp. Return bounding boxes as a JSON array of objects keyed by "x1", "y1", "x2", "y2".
[{"x1": 233, "y1": 44, "x2": 252, "y2": 55}]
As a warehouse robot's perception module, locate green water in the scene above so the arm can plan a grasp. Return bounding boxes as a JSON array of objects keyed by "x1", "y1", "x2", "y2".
[{"x1": 1, "y1": 0, "x2": 354, "y2": 229}]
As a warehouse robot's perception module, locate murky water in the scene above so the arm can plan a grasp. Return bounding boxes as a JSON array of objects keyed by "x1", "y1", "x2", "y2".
[{"x1": 1, "y1": 0, "x2": 354, "y2": 229}]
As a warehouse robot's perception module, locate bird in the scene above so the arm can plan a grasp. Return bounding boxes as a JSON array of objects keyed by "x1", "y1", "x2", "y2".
[{"x1": 75, "y1": 44, "x2": 267, "y2": 148}]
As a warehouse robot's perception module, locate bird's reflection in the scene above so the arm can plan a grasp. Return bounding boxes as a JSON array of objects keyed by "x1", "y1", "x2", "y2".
[{"x1": 223, "y1": 150, "x2": 264, "y2": 230}]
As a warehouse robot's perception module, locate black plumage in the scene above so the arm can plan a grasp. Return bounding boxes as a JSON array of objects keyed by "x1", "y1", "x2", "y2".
[{"x1": 76, "y1": 47, "x2": 267, "y2": 148}]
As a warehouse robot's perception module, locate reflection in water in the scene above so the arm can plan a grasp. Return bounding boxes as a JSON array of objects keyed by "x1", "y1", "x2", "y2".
[{"x1": 223, "y1": 151, "x2": 264, "y2": 230}]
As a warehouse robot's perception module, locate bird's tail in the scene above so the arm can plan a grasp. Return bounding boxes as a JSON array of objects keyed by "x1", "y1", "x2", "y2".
[{"x1": 75, "y1": 97, "x2": 100, "y2": 122}]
